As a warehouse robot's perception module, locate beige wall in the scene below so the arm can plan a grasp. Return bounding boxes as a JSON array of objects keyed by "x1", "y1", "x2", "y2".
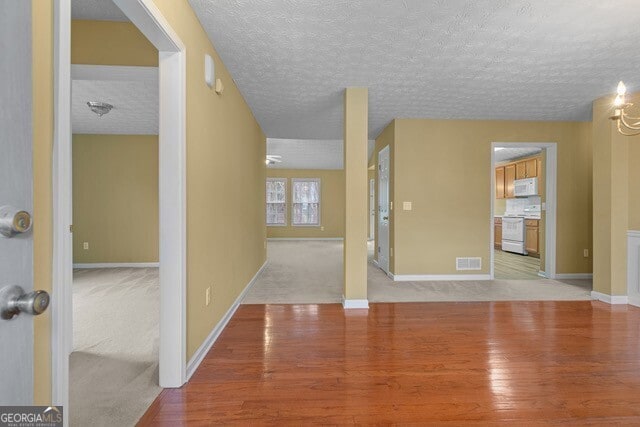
[
  {"x1": 33, "y1": 0, "x2": 53, "y2": 405},
  {"x1": 266, "y1": 169, "x2": 345, "y2": 238},
  {"x1": 72, "y1": 135, "x2": 159, "y2": 263},
  {"x1": 390, "y1": 119, "x2": 592, "y2": 276},
  {"x1": 71, "y1": 20, "x2": 158, "y2": 66},
  {"x1": 151, "y1": 0, "x2": 266, "y2": 359},
  {"x1": 630, "y1": 139, "x2": 640, "y2": 231}
]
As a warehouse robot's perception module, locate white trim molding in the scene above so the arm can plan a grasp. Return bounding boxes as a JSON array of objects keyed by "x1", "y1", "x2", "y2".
[
  {"x1": 186, "y1": 261, "x2": 267, "y2": 380},
  {"x1": 628, "y1": 230, "x2": 640, "y2": 307},
  {"x1": 538, "y1": 271, "x2": 547, "y2": 278},
  {"x1": 267, "y1": 237, "x2": 344, "y2": 241},
  {"x1": 342, "y1": 297, "x2": 369, "y2": 309},
  {"x1": 73, "y1": 262, "x2": 160, "y2": 269},
  {"x1": 554, "y1": 273, "x2": 593, "y2": 280},
  {"x1": 591, "y1": 291, "x2": 628, "y2": 305},
  {"x1": 391, "y1": 274, "x2": 491, "y2": 282}
]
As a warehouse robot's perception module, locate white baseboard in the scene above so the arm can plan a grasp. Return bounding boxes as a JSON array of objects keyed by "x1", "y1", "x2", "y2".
[
  {"x1": 372, "y1": 259, "x2": 379, "y2": 267},
  {"x1": 341, "y1": 297, "x2": 369, "y2": 309},
  {"x1": 186, "y1": 260, "x2": 267, "y2": 380},
  {"x1": 555, "y1": 273, "x2": 593, "y2": 280},
  {"x1": 267, "y1": 237, "x2": 343, "y2": 241},
  {"x1": 591, "y1": 291, "x2": 628, "y2": 305},
  {"x1": 628, "y1": 296, "x2": 640, "y2": 308},
  {"x1": 538, "y1": 271, "x2": 547, "y2": 278},
  {"x1": 390, "y1": 273, "x2": 491, "y2": 282},
  {"x1": 73, "y1": 262, "x2": 159, "y2": 268}
]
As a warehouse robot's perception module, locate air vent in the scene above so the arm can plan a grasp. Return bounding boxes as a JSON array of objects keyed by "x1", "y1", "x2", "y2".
[{"x1": 456, "y1": 257, "x2": 482, "y2": 271}]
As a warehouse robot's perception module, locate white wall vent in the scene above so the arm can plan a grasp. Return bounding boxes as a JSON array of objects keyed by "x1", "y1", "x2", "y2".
[{"x1": 456, "y1": 257, "x2": 482, "y2": 271}]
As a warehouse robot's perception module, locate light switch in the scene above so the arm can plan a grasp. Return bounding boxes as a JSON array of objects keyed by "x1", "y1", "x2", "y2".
[{"x1": 403, "y1": 201, "x2": 412, "y2": 211}]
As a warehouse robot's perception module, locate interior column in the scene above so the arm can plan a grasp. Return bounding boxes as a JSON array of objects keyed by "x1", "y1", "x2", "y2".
[
  {"x1": 592, "y1": 95, "x2": 629, "y2": 300},
  {"x1": 343, "y1": 87, "x2": 369, "y2": 308}
]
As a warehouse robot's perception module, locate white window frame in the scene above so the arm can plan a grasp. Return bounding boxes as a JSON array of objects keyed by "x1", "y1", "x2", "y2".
[
  {"x1": 291, "y1": 178, "x2": 321, "y2": 227},
  {"x1": 266, "y1": 177, "x2": 287, "y2": 226}
]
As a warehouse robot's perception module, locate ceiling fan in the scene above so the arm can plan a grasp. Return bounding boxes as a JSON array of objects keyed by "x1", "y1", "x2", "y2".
[{"x1": 266, "y1": 155, "x2": 282, "y2": 165}]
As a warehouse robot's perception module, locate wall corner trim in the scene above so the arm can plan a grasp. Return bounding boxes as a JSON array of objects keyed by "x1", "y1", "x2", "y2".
[
  {"x1": 186, "y1": 261, "x2": 267, "y2": 381},
  {"x1": 341, "y1": 297, "x2": 369, "y2": 309},
  {"x1": 591, "y1": 291, "x2": 628, "y2": 305},
  {"x1": 390, "y1": 274, "x2": 491, "y2": 282},
  {"x1": 72, "y1": 262, "x2": 160, "y2": 268}
]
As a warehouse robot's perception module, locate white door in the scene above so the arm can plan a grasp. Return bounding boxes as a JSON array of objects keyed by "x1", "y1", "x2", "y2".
[
  {"x1": 369, "y1": 179, "x2": 375, "y2": 240},
  {"x1": 377, "y1": 146, "x2": 390, "y2": 273},
  {"x1": 0, "y1": 1, "x2": 45, "y2": 405}
]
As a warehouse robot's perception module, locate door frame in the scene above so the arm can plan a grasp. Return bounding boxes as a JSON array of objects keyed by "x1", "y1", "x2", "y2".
[
  {"x1": 52, "y1": 0, "x2": 188, "y2": 411},
  {"x1": 490, "y1": 142, "x2": 558, "y2": 279},
  {"x1": 369, "y1": 178, "x2": 375, "y2": 240},
  {"x1": 377, "y1": 145, "x2": 390, "y2": 275}
]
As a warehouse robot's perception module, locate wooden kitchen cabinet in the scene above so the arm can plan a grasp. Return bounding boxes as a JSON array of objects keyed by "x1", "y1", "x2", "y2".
[
  {"x1": 495, "y1": 167, "x2": 505, "y2": 199},
  {"x1": 515, "y1": 158, "x2": 537, "y2": 179},
  {"x1": 494, "y1": 217, "x2": 502, "y2": 249},
  {"x1": 525, "y1": 219, "x2": 539, "y2": 256},
  {"x1": 505, "y1": 164, "x2": 516, "y2": 198}
]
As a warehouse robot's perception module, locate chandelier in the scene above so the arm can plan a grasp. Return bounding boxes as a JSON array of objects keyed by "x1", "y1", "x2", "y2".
[{"x1": 610, "y1": 81, "x2": 640, "y2": 136}]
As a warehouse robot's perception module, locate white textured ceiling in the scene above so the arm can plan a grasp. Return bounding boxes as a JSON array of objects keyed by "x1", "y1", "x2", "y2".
[
  {"x1": 267, "y1": 139, "x2": 375, "y2": 170},
  {"x1": 189, "y1": 0, "x2": 640, "y2": 139},
  {"x1": 72, "y1": 79, "x2": 158, "y2": 135},
  {"x1": 71, "y1": 0, "x2": 128, "y2": 21},
  {"x1": 495, "y1": 147, "x2": 542, "y2": 163}
]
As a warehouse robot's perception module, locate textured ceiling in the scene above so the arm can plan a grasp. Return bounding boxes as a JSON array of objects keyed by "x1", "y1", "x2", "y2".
[
  {"x1": 495, "y1": 147, "x2": 542, "y2": 163},
  {"x1": 267, "y1": 139, "x2": 375, "y2": 170},
  {"x1": 71, "y1": 0, "x2": 128, "y2": 21},
  {"x1": 72, "y1": 79, "x2": 158, "y2": 135},
  {"x1": 189, "y1": 0, "x2": 640, "y2": 139}
]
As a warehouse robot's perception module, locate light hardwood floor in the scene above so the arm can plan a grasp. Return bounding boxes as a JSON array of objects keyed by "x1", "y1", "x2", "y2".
[
  {"x1": 139, "y1": 301, "x2": 640, "y2": 425},
  {"x1": 494, "y1": 248, "x2": 541, "y2": 279}
]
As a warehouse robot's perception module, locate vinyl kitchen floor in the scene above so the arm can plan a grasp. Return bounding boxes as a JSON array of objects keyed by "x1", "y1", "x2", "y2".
[{"x1": 494, "y1": 248, "x2": 541, "y2": 279}]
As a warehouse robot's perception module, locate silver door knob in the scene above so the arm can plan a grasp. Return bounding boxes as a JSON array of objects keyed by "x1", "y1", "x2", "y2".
[
  {"x1": 0, "y1": 285, "x2": 50, "y2": 320},
  {"x1": 0, "y1": 206, "x2": 32, "y2": 237},
  {"x1": 382, "y1": 216, "x2": 389, "y2": 220}
]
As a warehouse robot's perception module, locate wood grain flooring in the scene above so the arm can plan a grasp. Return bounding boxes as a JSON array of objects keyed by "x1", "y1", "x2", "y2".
[
  {"x1": 139, "y1": 302, "x2": 640, "y2": 425},
  {"x1": 494, "y1": 249, "x2": 541, "y2": 279}
]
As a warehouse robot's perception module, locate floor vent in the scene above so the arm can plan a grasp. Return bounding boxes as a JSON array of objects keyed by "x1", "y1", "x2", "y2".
[{"x1": 456, "y1": 257, "x2": 482, "y2": 271}]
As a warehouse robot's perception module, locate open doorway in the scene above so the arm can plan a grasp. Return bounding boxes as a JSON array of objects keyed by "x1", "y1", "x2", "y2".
[{"x1": 491, "y1": 143, "x2": 556, "y2": 280}]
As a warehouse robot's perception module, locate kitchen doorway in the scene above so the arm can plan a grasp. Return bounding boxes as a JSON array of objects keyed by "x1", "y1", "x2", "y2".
[{"x1": 490, "y1": 142, "x2": 557, "y2": 280}]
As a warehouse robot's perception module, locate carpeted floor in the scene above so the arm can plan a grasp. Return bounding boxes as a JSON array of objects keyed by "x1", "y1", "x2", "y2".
[
  {"x1": 243, "y1": 240, "x2": 592, "y2": 304},
  {"x1": 70, "y1": 267, "x2": 161, "y2": 427}
]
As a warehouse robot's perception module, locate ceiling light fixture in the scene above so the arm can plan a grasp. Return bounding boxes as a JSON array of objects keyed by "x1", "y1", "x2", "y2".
[
  {"x1": 610, "y1": 81, "x2": 640, "y2": 136},
  {"x1": 87, "y1": 101, "x2": 113, "y2": 117}
]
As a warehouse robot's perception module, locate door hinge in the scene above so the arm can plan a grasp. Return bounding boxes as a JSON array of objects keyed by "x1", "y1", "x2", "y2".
[{"x1": 69, "y1": 224, "x2": 73, "y2": 233}]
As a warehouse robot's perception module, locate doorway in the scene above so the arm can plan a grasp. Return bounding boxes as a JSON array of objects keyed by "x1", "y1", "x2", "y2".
[
  {"x1": 52, "y1": 0, "x2": 187, "y2": 414},
  {"x1": 377, "y1": 145, "x2": 390, "y2": 274},
  {"x1": 490, "y1": 142, "x2": 557, "y2": 280},
  {"x1": 369, "y1": 178, "x2": 375, "y2": 240}
]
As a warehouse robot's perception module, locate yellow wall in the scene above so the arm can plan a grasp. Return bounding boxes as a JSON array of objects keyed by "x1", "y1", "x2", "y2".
[
  {"x1": 266, "y1": 169, "x2": 345, "y2": 238},
  {"x1": 33, "y1": 0, "x2": 53, "y2": 405},
  {"x1": 72, "y1": 135, "x2": 159, "y2": 263},
  {"x1": 391, "y1": 119, "x2": 592, "y2": 276},
  {"x1": 630, "y1": 139, "x2": 640, "y2": 231},
  {"x1": 71, "y1": 20, "x2": 158, "y2": 66},
  {"x1": 150, "y1": 0, "x2": 266, "y2": 359}
]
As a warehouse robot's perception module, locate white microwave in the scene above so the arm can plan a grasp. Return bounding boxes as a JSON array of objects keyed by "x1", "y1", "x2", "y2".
[{"x1": 514, "y1": 177, "x2": 538, "y2": 197}]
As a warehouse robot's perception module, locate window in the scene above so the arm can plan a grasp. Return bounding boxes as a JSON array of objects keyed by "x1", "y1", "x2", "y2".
[
  {"x1": 266, "y1": 178, "x2": 286, "y2": 226},
  {"x1": 292, "y1": 178, "x2": 320, "y2": 226}
]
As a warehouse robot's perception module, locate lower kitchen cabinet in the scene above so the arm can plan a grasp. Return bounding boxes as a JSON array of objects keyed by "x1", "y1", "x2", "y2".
[
  {"x1": 494, "y1": 217, "x2": 502, "y2": 249},
  {"x1": 525, "y1": 219, "x2": 539, "y2": 257}
]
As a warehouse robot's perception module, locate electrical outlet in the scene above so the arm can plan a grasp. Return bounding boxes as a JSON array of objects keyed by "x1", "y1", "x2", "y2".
[
  {"x1": 403, "y1": 201, "x2": 412, "y2": 211},
  {"x1": 205, "y1": 287, "x2": 211, "y2": 306},
  {"x1": 583, "y1": 249, "x2": 589, "y2": 258},
  {"x1": 83, "y1": 242, "x2": 89, "y2": 250},
  {"x1": 321, "y1": 226, "x2": 325, "y2": 231}
]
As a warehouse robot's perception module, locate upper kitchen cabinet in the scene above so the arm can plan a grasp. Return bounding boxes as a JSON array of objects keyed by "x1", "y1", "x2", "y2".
[
  {"x1": 516, "y1": 158, "x2": 538, "y2": 179},
  {"x1": 505, "y1": 164, "x2": 516, "y2": 198},
  {"x1": 495, "y1": 166, "x2": 505, "y2": 199}
]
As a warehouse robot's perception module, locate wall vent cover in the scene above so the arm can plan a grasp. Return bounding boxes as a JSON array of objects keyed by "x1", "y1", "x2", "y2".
[{"x1": 456, "y1": 257, "x2": 482, "y2": 271}]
